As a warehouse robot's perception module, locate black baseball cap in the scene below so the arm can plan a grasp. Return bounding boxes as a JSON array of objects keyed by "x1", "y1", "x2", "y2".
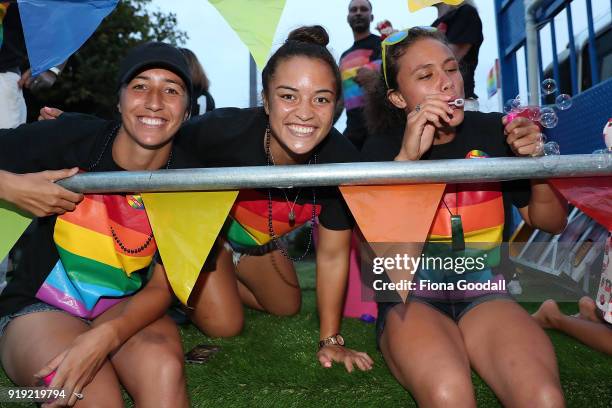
[{"x1": 117, "y1": 42, "x2": 193, "y2": 99}]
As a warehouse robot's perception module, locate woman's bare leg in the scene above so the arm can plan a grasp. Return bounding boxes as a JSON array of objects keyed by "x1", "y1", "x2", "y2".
[
  {"x1": 234, "y1": 248, "x2": 301, "y2": 316},
  {"x1": 93, "y1": 302, "x2": 188, "y2": 408},
  {"x1": 188, "y1": 241, "x2": 244, "y2": 337},
  {"x1": 380, "y1": 302, "x2": 476, "y2": 408},
  {"x1": 533, "y1": 298, "x2": 612, "y2": 355},
  {"x1": 461, "y1": 300, "x2": 565, "y2": 408},
  {"x1": 0, "y1": 311, "x2": 123, "y2": 407}
]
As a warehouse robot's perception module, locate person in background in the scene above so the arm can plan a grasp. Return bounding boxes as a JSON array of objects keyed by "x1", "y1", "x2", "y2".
[
  {"x1": 0, "y1": 1, "x2": 64, "y2": 129},
  {"x1": 338, "y1": 0, "x2": 381, "y2": 150},
  {"x1": 533, "y1": 234, "x2": 612, "y2": 355},
  {"x1": 432, "y1": 0, "x2": 483, "y2": 111},
  {"x1": 0, "y1": 1, "x2": 64, "y2": 295},
  {"x1": 180, "y1": 47, "x2": 216, "y2": 116}
]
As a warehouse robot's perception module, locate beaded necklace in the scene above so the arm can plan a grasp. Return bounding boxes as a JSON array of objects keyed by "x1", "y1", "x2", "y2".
[
  {"x1": 90, "y1": 124, "x2": 172, "y2": 255},
  {"x1": 264, "y1": 127, "x2": 317, "y2": 262}
]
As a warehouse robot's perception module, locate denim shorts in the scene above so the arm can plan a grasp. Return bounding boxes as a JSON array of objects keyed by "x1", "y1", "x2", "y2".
[
  {"x1": 0, "y1": 302, "x2": 89, "y2": 337},
  {"x1": 223, "y1": 241, "x2": 277, "y2": 266},
  {"x1": 376, "y1": 293, "x2": 514, "y2": 348}
]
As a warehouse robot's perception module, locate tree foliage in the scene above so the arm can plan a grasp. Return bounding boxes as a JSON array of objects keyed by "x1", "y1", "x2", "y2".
[{"x1": 26, "y1": 0, "x2": 187, "y2": 120}]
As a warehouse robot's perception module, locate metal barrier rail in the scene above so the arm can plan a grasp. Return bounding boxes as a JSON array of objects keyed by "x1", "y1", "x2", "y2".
[{"x1": 56, "y1": 155, "x2": 611, "y2": 193}]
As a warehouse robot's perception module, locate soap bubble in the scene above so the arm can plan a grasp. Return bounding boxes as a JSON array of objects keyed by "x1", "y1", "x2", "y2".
[
  {"x1": 541, "y1": 78, "x2": 557, "y2": 95},
  {"x1": 504, "y1": 99, "x2": 517, "y2": 113},
  {"x1": 592, "y1": 149, "x2": 611, "y2": 169},
  {"x1": 555, "y1": 94, "x2": 573, "y2": 110},
  {"x1": 539, "y1": 107, "x2": 559, "y2": 128},
  {"x1": 512, "y1": 96, "x2": 525, "y2": 111},
  {"x1": 540, "y1": 106, "x2": 554, "y2": 115},
  {"x1": 532, "y1": 140, "x2": 545, "y2": 157},
  {"x1": 543, "y1": 141, "x2": 560, "y2": 156},
  {"x1": 504, "y1": 96, "x2": 522, "y2": 113}
]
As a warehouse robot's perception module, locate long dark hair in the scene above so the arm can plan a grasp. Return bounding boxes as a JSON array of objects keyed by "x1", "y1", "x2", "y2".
[
  {"x1": 261, "y1": 25, "x2": 341, "y2": 101},
  {"x1": 364, "y1": 27, "x2": 448, "y2": 135}
]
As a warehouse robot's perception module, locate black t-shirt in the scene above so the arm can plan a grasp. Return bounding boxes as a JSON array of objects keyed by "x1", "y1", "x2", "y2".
[
  {"x1": 432, "y1": 4, "x2": 483, "y2": 99},
  {"x1": 0, "y1": 113, "x2": 199, "y2": 318},
  {"x1": 339, "y1": 34, "x2": 382, "y2": 148},
  {"x1": 175, "y1": 107, "x2": 359, "y2": 234},
  {"x1": 362, "y1": 111, "x2": 531, "y2": 241},
  {"x1": 0, "y1": 4, "x2": 27, "y2": 72}
]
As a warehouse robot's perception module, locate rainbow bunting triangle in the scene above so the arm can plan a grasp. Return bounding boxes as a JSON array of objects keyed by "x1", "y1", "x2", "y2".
[{"x1": 0, "y1": 201, "x2": 32, "y2": 262}]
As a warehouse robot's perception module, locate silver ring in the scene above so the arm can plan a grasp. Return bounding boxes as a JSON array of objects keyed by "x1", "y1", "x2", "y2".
[
  {"x1": 415, "y1": 104, "x2": 422, "y2": 112},
  {"x1": 73, "y1": 392, "x2": 84, "y2": 400}
]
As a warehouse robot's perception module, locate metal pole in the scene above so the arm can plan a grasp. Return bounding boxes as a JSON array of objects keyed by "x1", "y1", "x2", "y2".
[
  {"x1": 249, "y1": 54, "x2": 258, "y2": 107},
  {"x1": 525, "y1": 0, "x2": 545, "y2": 105},
  {"x1": 57, "y1": 155, "x2": 612, "y2": 193}
]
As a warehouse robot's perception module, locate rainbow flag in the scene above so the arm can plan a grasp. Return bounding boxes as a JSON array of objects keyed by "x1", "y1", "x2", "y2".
[
  {"x1": 36, "y1": 194, "x2": 156, "y2": 319},
  {"x1": 226, "y1": 190, "x2": 320, "y2": 249},
  {"x1": 340, "y1": 49, "x2": 381, "y2": 111},
  {"x1": 0, "y1": 2, "x2": 9, "y2": 50},
  {"x1": 487, "y1": 59, "x2": 500, "y2": 98},
  {"x1": 414, "y1": 150, "x2": 506, "y2": 299}
]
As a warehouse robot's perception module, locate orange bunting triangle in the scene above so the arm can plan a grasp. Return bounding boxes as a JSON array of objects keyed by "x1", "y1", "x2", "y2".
[{"x1": 340, "y1": 184, "x2": 446, "y2": 301}]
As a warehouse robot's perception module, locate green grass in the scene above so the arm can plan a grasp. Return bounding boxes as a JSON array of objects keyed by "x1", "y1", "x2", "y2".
[{"x1": 1, "y1": 262, "x2": 611, "y2": 407}]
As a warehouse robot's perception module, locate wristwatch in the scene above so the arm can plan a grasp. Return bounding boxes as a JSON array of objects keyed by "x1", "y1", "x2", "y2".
[{"x1": 318, "y1": 333, "x2": 345, "y2": 349}]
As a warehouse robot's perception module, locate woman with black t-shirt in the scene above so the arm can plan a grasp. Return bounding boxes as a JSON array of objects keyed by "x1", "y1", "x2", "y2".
[
  {"x1": 167, "y1": 26, "x2": 373, "y2": 372},
  {"x1": 0, "y1": 43, "x2": 193, "y2": 407},
  {"x1": 361, "y1": 28, "x2": 567, "y2": 406},
  {"x1": 18, "y1": 26, "x2": 374, "y2": 373}
]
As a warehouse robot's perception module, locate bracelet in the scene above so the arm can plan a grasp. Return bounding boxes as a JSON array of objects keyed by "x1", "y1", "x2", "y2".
[
  {"x1": 318, "y1": 333, "x2": 345, "y2": 350},
  {"x1": 48, "y1": 67, "x2": 61, "y2": 76}
]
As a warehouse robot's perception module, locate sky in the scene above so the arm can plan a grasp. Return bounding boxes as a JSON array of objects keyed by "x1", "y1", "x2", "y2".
[{"x1": 149, "y1": 0, "x2": 610, "y2": 131}]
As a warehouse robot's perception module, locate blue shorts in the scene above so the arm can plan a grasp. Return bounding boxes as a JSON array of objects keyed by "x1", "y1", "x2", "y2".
[
  {"x1": 0, "y1": 302, "x2": 90, "y2": 337},
  {"x1": 376, "y1": 293, "x2": 513, "y2": 348}
]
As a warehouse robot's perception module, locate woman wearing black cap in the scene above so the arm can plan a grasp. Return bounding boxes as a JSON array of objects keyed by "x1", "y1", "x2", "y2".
[
  {"x1": 7, "y1": 26, "x2": 375, "y2": 374},
  {"x1": 0, "y1": 42, "x2": 193, "y2": 407}
]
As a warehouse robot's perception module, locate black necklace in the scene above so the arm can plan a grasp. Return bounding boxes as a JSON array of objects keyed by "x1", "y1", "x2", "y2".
[
  {"x1": 441, "y1": 185, "x2": 465, "y2": 252},
  {"x1": 89, "y1": 123, "x2": 172, "y2": 255},
  {"x1": 110, "y1": 225, "x2": 154, "y2": 254},
  {"x1": 265, "y1": 127, "x2": 317, "y2": 262}
]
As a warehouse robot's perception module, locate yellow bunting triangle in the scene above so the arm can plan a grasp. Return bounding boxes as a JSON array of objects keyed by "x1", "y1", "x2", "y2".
[
  {"x1": 142, "y1": 191, "x2": 238, "y2": 305},
  {"x1": 408, "y1": 0, "x2": 464, "y2": 12},
  {"x1": 340, "y1": 184, "x2": 446, "y2": 301},
  {"x1": 208, "y1": 0, "x2": 286, "y2": 70},
  {"x1": 0, "y1": 201, "x2": 32, "y2": 261}
]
